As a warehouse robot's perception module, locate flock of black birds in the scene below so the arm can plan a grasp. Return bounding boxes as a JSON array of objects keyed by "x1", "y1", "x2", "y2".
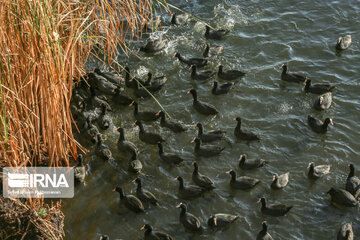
[{"x1": 69, "y1": 10, "x2": 357, "y2": 240}]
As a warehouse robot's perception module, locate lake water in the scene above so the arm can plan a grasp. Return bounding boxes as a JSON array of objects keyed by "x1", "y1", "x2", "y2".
[{"x1": 62, "y1": 0, "x2": 360, "y2": 239}]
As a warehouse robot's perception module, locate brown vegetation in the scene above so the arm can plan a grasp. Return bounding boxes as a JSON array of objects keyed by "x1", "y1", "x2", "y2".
[{"x1": 0, "y1": 0, "x2": 167, "y2": 168}]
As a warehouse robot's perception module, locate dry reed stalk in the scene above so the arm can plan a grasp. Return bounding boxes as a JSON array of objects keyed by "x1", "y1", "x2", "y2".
[{"x1": 0, "y1": 0, "x2": 168, "y2": 168}]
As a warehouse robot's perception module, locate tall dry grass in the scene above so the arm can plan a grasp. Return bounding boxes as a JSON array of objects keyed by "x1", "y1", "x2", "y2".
[{"x1": 0, "y1": 0, "x2": 168, "y2": 168}]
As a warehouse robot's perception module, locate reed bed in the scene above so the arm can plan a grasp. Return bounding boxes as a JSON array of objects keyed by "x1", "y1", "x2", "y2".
[{"x1": 0, "y1": 0, "x2": 169, "y2": 168}]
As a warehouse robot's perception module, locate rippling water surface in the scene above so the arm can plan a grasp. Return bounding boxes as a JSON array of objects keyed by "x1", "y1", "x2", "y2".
[{"x1": 63, "y1": 0, "x2": 360, "y2": 239}]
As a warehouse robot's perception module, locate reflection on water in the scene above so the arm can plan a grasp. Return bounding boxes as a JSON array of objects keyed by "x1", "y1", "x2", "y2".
[{"x1": 63, "y1": 0, "x2": 360, "y2": 239}]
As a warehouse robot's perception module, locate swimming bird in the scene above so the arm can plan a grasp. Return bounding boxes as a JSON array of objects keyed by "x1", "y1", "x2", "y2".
[
  {"x1": 217, "y1": 65, "x2": 245, "y2": 80},
  {"x1": 307, "y1": 162, "x2": 330, "y2": 180},
  {"x1": 88, "y1": 72, "x2": 117, "y2": 95},
  {"x1": 346, "y1": 163, "x2": 360, "y2": 197},
  {"x1": 145, "y1": 72, "x2": 167, "y2": 90},
  {"x1": 85, "y1": 116, "x2": 100, "y2": 144},
  {"x1": 88, "y1": 87, "x2": 111, "y2": 111},
  {"x1": 238, "y1": 154, "x2": 267, "y2": 170},
  {"x1": 280, "y1": 63, "x2": 307, "y2": 83},
  {"x1": 226, "y1": 170, "x2": 260, "y2": 190},
  {"x1": 133, "y1": 120, "x2": 165, "y2": 145},
  {"x1": 192, "y1": 161, "x2": 215, "y2": 189},
  {"x1": 116, "y1": 127, "x2": 138, "y2": 160},
  {"x1": 141, "y1": 224, "x2": 174, "y2": 240},
  {"x1": 130, "y1": 101, "x2": 161, "y2": 122},
  {"x1": 94, "y1": 68, "x2": 121, "y2": 86},
  {"x1": 97, "y1": 104, "x2": 111, "y2": 130},
  {"x1": 113, "y1": 187, "x2": 144, "y2": 213},
  {"x1": 174, "y1": 176, "x2": 205, "y2": 199},
  {"x1": 171, "y1": 13, "x2": 189, "y2": 25},
  {"x1": 337, "y1": 222, "x2": 353, "y2": 240},
  {"x1": 99, "y1": 235, "x2": 109, "y2": 240},
  {"x1": 207, "y1": 213, "x2": 239, "y2": 229},
  {"x1": 304, "y1": 79, "x2": 335, "y2": 94},
  {"x1": 173, "y1": 53, "x2": 208, "y2": 68},
  {"x1": 327, "y1": 188, "x2": 357, "y2": 207},
  {"x1": 187, "y1": 89, "x2": 218, "y2": 115},
  {"x1": 196, "y1": 122, "x2": 225, "y2": 143},
  {"x1": 139, "y1": 38, "x2": 166, "y2": 53},
  {"x1": 205, "y1": 25, "x2": 229, "y2": 40},
  {"x1": 133, "y1": 178, "x2": 159, "y2": 206},
  {"x1": 258, "y1": 198, "x2": 292, "y2": 217},
  {"x1": 156, "y1": 111, "x2": 187, "y2": 133},
  {"x1": 176, "y1": 203, "x2": 202, "y2": 232},
  {"x1": 307, "y1": 115, "x2": 333, "y2": 133},
  {"x1": 256, "y1": 221, "x2": 274, "y2": 240},
  {"x1": 128, "y1": 152, "x2": 142, "y2": 173},
  {"x1": 203, "y1": 43, "x2": 224, "y2": 58},
  {"x1": 336, "y1": 35, "x2": 352, "y2": 50},
  {"x1": 74, "y1": 154, "x2": 86, "y2": 183},
  {"x1": 133, "y1": 80, "x2": 161, "y2": 98},
  {"x1": 158, "y1": 143, "x2": 184, "y2": 165},
  {"x1": 234, "y1": 117, "x2": 260, "y2": 141},
  {"x1": 190, "y1": 65, "x2": 215, "y2": 81},
  {"x1": 271, "y1": 172, "x2": 289, "y2": 189},
  {"x1": 96, "y1": 134, "x2": 113, "y2": 161},
  {"x1": 112, "y1": 87, "x2": 133, "y2": 106},
  {"x1": 211, "y1": 81, "x2": 234, "y2": 95},
  {"x1": 192, "y1": 138, "x2": 225, "y2": 157},
  {"x1": 124, "y1": 66, "x2": 148, "y2": 89},
  {"x1": 314, "y1": 92, "x2": 332, "y2": 110}
]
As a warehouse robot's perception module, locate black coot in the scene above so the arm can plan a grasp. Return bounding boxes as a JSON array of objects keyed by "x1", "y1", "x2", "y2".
[
  {"x1": 157, "y1": 111, "x2": 187, "y2": 133},
  {"x1": 116, "y1": 127, "x2": 138, "y2": 160},
  {"x1": 158, "y1": 143, "x2": 184, "y2": 165},
  {"x1": 133, "y1": 178, "x2": 159, "y2": 206},
  {"x1": 211, "y1": 81, "x2": 234, "y2": 95},
  {"x1": 207, "y1": 213, "x2": 239, "y2": 229},
  {"x1": 280, "y1": 63, "x2": 307, "y2": 83},
  {"x1": 174, "y1": 176, "x2": 205, "y2": 199},
  {"x1": 187, "y1": 89, "x2": 218, "y2": 115},
  {"x1": 346, "y1": 164, "x2": 360, "y2": 197},
  {"x1": 256, "y1": 221, "x2": 274, "y2": 240},
  {"x1": 130, "y1": 101, "x2": 161, "y2": 122},
  {"x1": 203, "y1": 43, "x2": 224, "y2": 58},
  {"x1": 327, "y1": 188, "x2": 357, "y2": 207},
  {"x1": 238, "y1": 154, "x2": 267, "y2": 170},
  {"x1": 192, "y1": 138, "x2": 225, "y2": 157},
  {"x1": 217, "y1": 65, "x2": 245, "y2": 80},
  {"x1": 226, "y1": 170, "x2": 260, "y2": 190},
  {"x1": 234, "y1": 117, "x2": 260, "y2": 141},
  {"x1": 192, "y1": 161, "x2": 215, "y2": 189},
  {"x1": 176, "y1": 203, "x2": 202, "y2": 232},
  {"x1": 113, "y1": 187, "x2": 144, "y2": 213},
  {"x1": 173, "y1": 53, "x2": 208, "y2": 68},
  {"x1": 258, "y1": 197, "x2": 292, "y2": 217},
  {"x1": 304, "y1": 79, "x2": 335, "y2": 94},
  {"x1": 141, "y1": 224, "x2": 174, "y2": 240},
  {"x1": 307, "y1": 115, "x2": 333, "y2": 133},
  {"x1": 196, "y1": 122, "x2": 225, "y2": 142},
  {"x1": 190, "y1": 65, "x2": 215, "y2": 81},
  {"x1": 205, "y1": 25, "x2": 229, "y2": 40},
  {"x1": 133, "y1": 120, "x2": 165, "y2": 144}
]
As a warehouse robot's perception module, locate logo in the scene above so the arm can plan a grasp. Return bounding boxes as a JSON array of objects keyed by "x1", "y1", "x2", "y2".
[{"x1": 3, "y1": 167, "x2": 74, "y2": 198}]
